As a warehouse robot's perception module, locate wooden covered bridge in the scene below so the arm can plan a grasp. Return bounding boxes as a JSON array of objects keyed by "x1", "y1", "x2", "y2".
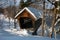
[{"x1": 15, "y1": 7, "x2": 42, "y2": 35}]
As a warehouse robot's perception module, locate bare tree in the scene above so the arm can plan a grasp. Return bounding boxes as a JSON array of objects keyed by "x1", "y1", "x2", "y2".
[
  {"x1": 41, "y1": 0, "x2": 45, "y2": 36},
  {"x1": 47, "y1": 0, "x2": 60, "y2": 38},
  {"x1": 13, "y1": 0, "x2": 17, "y2": 29}
]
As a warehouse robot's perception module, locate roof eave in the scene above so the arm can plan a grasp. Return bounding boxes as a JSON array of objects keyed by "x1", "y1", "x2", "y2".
[{"x1": 15, "y1": 7, "x2": 37, "y2": 20}]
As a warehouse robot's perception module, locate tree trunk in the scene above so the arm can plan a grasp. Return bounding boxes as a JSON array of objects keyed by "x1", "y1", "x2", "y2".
[
  {"x1": 8, "y1": 17, "x2": 10, "y2": 29},
  {"x1": 51, "y1": 8, "x2": 57, "y2": 38},
  {"x1": 14, "y1": 0, "x2": 16, "y2": 29},
  {"x1": 14, "y1": 19, "x2": 16, "y2": 28},
  {"x1": 42, "y1": 0, "x2": 45, "y2": 36}
]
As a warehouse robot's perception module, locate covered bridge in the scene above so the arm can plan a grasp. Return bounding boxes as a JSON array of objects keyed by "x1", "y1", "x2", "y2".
[{"x1": 15, "y1": 7, "x2": 43, "y2": 31}]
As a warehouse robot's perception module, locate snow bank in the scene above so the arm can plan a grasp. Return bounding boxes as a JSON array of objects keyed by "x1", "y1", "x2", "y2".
[{"x1": 4, "y1": 29, "x2": 30, "y2": 36}]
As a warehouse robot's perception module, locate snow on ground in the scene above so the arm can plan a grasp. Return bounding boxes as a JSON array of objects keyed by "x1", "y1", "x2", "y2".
[
  {"x1": 4, "y1": 29, "x2": 31, "y2": 36},
  {"x1": 0, "y1": 14, "x2": 20, "y2": 30},
  {"x1": 0, "y1": 14, "x2": 59, "y2": 40},
  {"x1": 0, "y1": 29, "x2": 56, "y2": 40}
]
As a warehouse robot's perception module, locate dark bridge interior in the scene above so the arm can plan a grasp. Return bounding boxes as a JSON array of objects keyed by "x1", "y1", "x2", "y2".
[{"x1": 20, "y1": 17, "x2": 33, "y2": 29}]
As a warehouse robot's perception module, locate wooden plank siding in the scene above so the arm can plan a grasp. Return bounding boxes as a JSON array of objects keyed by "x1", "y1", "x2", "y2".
[{"x1": 17, "y1": 10, "x2": 36, "y2": 29}]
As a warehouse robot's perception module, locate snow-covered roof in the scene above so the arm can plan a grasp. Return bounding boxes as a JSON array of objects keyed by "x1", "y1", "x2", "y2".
[{"x1": 15, "y1": 7, "x2": 43, "y2": 20}]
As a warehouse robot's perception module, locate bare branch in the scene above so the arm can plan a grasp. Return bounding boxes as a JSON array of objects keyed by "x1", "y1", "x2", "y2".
[{"x1": 47, "y1": 0, "x2": 54, "y2": 5}]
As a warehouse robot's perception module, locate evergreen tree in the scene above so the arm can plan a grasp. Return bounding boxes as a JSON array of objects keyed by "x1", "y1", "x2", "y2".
[
  {"x1": 19, "y1": 0, "x2": 24, "y2": 9},
  {"x1": 19, "y1": 0, "x2": 35, "y2": 9}
]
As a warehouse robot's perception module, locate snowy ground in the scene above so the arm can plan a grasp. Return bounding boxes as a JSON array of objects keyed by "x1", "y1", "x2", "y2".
[
  {"x1": 0, "y1": 29, "x2": 56, "y2": 40},
  {"x1": 0, "y1": 14, "x2": 59, "y2": 40}
]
